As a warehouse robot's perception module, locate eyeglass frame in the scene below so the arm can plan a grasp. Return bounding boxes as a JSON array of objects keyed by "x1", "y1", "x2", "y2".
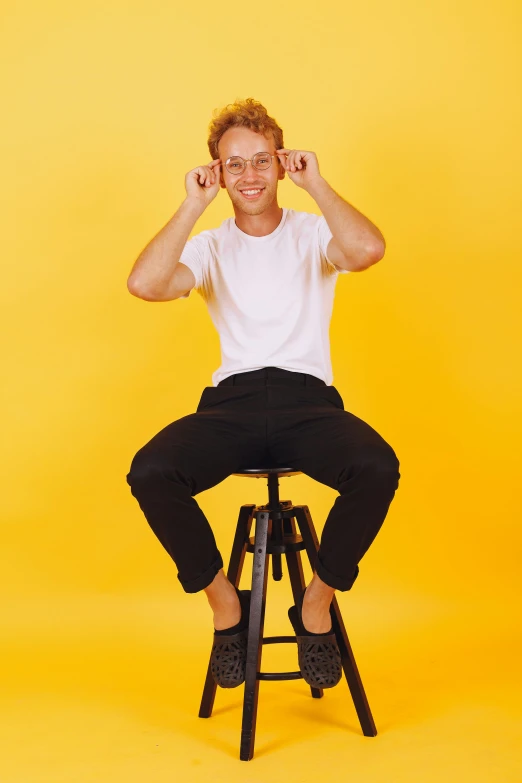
[{"x1": 223, "y1": 152, "x2": 282, "y2": 175}]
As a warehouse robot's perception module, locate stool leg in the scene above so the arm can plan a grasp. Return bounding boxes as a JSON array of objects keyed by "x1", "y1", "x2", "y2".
[
  {"x1": 283, "y1": 515, "x2": 323, "y2": 700},
  {"x1": 240, "y1": 510, "x2": 271, "y2": 761},
  {"x1": 271, "y1": 516, "x2": 283, "y2": 581},
  {"x1": 293, "y1": 505, "x2": 377, "y2": 737},
  {"x1": 198, "y1": 503, "x2": 255, "y2": 719},
  {"x1": 227, "y1": 504, "x2": 256, "y2": 588}
]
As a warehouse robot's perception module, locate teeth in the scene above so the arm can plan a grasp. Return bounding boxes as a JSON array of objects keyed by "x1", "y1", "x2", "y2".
[{"x1": 242, "y1": 189, "x2": 263, "y2": 195}]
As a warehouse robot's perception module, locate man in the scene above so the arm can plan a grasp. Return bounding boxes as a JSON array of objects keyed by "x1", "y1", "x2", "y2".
[{"x1": 126, "y1": 98, "x2": 400, "y2": 690}]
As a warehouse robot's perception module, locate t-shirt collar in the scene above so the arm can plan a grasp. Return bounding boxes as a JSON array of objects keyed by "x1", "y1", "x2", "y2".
[{"x1": 232, "y1": 207, "x2": 288, "y2": 241}]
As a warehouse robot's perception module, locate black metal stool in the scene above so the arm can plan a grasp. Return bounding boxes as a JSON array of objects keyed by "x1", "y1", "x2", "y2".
[{"x1": 198, "y1": 467, "x2": 377, "y2": 761}]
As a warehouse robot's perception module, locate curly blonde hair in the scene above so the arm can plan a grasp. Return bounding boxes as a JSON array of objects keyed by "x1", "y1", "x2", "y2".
[{"x1": 207, "y1": 97, "x2": 284, "y2": 166}]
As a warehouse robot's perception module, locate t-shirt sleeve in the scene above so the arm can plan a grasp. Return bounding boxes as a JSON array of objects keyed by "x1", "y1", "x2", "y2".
[
  {"x1": 317, "y1": 215, "x2": 351, "y2": 275},
  {"x1": 177, "y1": 231, "x2": 210, "y2": 298}
]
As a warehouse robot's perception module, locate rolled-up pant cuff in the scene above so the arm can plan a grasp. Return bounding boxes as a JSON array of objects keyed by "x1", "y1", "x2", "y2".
[
  {"x1": 177, "y1": 552, "x2": 224, "y2": 593},
  {"x1": 315, "y1": 554, "x2": 359, "y2": 592}
]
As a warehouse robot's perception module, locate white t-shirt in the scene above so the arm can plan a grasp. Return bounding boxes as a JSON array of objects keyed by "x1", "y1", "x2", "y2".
[{"x1": 178, "y1": 207, "x2": 350, "y2": 387}]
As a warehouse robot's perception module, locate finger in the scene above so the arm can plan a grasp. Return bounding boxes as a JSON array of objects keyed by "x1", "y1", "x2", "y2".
[
  {"x1": 276, "y1": 150, "x2": 289, "y2": 168},
  {"x1": 200, "y1": 165, "x2": 212, "y2": 186},
  {"x1": 208, "y1": 160, "x2": 220, "y2": 183}
]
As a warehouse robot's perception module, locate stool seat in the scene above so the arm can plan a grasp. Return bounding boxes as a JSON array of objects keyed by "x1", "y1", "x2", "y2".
[
  {"x1": 233, "y1": 467, "x2": 302, "y2": 478},
  {"x1": 199, "y1": 467, "x2": 376, "y2": 761}
]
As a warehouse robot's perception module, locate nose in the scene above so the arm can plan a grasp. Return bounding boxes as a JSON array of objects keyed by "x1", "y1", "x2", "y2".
[{"x1": 239, "y1": 161, "x2": 264, "y2": 183}]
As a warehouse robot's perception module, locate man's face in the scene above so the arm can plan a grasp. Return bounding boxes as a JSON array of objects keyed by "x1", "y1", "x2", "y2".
[{"x1": 217, "y1": 127, "x2": 285, "y2": 215}]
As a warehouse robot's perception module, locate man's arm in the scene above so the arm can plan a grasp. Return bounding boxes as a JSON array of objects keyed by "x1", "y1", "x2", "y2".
[
  {"x1": 127, "y1": 198, "x2": 204, "y2": 300},
  {"x1": 127, "y1": 157, "x2": 221, "y2": 300},
  {"x1": 307, "y1": 178, "x2": 385, "y2": 272}
]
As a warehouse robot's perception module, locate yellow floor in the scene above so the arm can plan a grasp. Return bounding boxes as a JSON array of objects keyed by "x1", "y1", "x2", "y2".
[{"x1": 1, "y1": 583, "x2": 520, "y2": 782}]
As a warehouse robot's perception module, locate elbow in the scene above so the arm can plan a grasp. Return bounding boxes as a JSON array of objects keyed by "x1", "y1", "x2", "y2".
[
  {"x1": 127, "y1": 277, "x2": 154, "y2": 300},
  {"x1": 365, "y1": 240, "x2": 386, "y2": 267},
  {"x1": 127, "y1": 277, "x2": 143, "y2": 297}
]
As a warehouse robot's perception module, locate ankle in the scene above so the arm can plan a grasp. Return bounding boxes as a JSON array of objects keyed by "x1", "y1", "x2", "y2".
[
  {"x1": 204, "y1": 570, "x2": 242, "y2": 630},
  {"x1": 204, "y1": 570, "x2": 237, "y2": 611},
  {"x1": 212, "y1": 590, "x2": 242, "y2": 631},
  {"x1": 304, "y1": 584, "x2": 334, "y2": 610}
]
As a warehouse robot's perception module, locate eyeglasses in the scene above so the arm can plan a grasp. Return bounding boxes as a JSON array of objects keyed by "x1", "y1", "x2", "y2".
[{"x1": 224, "y1": 152, "x2": 277, "y2": 175}]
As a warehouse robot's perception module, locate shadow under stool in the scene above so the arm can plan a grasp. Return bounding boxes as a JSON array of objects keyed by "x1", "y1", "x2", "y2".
[{"x1": 198, "y1": 467, "x2": 377, "y2": 761}]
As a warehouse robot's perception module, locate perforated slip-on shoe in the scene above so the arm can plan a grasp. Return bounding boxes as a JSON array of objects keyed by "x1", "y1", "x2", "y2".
[
  {"x1": 210, "y1": 587, "x2": 251, "y2": 689},
  {"x1": 288, "y1": 588, "x2": 342, "y2": 689}
]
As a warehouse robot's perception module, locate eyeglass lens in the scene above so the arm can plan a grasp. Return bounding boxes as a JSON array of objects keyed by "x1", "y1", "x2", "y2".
[{"x1": 225, "y1": 152, "x2": 272, "y2": 174}]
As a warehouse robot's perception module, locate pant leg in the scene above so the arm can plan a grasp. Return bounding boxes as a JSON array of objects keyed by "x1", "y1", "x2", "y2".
[
  {"x1": 267, "y1": 385, "x2": 401, "y2": 591},
  {"x1": 126, "y1": 391, "x2": 267, "y2": 593}
]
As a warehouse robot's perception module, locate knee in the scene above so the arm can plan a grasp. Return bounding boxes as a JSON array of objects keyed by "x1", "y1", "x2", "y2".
[
  {"x1": 126, "y1": 448, "x2": 165, "y2": 489},
  {"x1": 126, "y1": 447, "x2": 191, "y2": 495},
  {"x1": 341, "y1": 444, "x2": 400, "y2": 487},
  {"x1": 373, "y1": 444, "x2": 400, "y2": 479}
]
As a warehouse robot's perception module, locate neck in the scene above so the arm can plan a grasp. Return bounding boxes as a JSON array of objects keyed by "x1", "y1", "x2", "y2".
[{"x1": 233, "y1": 202, "x2": 283, "y2": 237}]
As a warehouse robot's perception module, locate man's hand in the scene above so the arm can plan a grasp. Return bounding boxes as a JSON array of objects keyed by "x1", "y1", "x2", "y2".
[
  {"x1": 276, "y1": 148, "x2": 323, "y2": 191},
  {"x1": 185, "y1": 158, "x2": 222, "y2": 207}
]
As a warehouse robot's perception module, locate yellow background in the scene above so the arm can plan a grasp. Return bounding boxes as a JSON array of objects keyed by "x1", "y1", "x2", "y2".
[{"x1": 1, "y1": 0, "x2": 521, "y2": 779}]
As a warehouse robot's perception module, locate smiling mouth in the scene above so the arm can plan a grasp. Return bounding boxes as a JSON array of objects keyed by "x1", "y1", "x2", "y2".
[{"x1": 240, "y1": 188, "x2": 265, "y2": 199}]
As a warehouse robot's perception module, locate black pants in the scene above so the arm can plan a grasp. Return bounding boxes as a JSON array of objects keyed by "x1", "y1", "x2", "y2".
[{"x1": 126, "y1": 367, "x2": 401, "y2": 594}]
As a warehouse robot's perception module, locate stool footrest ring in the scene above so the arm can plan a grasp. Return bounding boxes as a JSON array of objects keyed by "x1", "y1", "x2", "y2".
[
  {"x1": 257, "y1": 670, "x2": 303, "y2": 681},
  {"x1": 262, "y1": 634, "x2": 296, "y2": 644},
  {"x1": 256, "y1": 636, "x2": 302, "y2": 679}
]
